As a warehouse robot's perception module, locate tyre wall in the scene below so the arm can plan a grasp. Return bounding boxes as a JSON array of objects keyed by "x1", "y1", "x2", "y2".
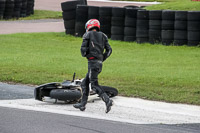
[
  {"x1": 111, "y1": 7, "x2": 125, "y2": 41},
  {"x1": 62, "y1": 2, "x2": 200, "y2": 46},
  {"x1": 0, "y1": 0, "x2": 35, "y2": 20},
  {"x1": 61, "y1": 0, "x2": 81, "y2": 36}
]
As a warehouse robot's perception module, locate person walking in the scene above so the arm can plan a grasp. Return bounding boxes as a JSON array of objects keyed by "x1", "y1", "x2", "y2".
[{"x1": 73, "y1": 19, "x2": 113, "y2": 113}]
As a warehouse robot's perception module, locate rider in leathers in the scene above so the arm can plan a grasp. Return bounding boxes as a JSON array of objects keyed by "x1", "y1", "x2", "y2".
[{"x1": 73, "y1": 19, "x2": 113, "y2": 113}]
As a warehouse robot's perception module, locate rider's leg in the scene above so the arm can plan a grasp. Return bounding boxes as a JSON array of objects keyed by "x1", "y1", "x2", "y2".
[
  {"x1": 73, "y1": 73, "x2": 89, "y2": 111},
  {"x1": 89, "y1": 60, "x2": 113, "y2": 113}
]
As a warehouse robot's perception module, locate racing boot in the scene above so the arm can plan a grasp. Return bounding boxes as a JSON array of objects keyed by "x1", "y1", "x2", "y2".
[
  {"x1": 73, "y1": 95, "x2": 88, "y2": 111},
  {"x1": 100, "y1": 93, "x2": 113, "y2": 113}
]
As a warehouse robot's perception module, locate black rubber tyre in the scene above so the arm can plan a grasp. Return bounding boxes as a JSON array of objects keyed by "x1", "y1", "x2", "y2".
[
  {"x1": 112, "y1": 7, "x2": 125, "y2": 17},
  {"x1": 62, "y1": 10, "x2": 76, "y2": 20},
  {"x1": 65, "y1": 29, "x2": 75, "y2": 35},
  {"x1": 162, "y1": 30, "x2": 174, "y2": 40},
  {"x1": 136, "y1": 20, "x2": 149, "y2": 30},
  {"x1": 4, "y1": 0, "x2": 14, "y2": 19},
  {"x1": 13, "y1": 0, "x2": 22, "y2": 18},
  {"x1": 149, "y1": 10, "x2": 162, "y2": 20},
  {"x1": 64, "y1": 19, "x2": 75, "y2": 29},
  {"x1": 111, "y1": 35, "x2": 124, "y2": 41},
  {"x1": 124, "y1": 36, "x2": 136, "y2": 42},
  {"x1": 162, "y1": 20, "x2": 174, "y2": 30},
  {"x1": 99, "y1": 6, "x2": 112, "y2": 16},
  {"x1": 99, "y1": 16, "x2": 111, "y2": 25},
  {"x1": 187, "y1": 21, "x2": 200, "y2": 31},
  {"x1": 136, "y1": 37, "x2": 149, "y2": 43},
  {"x1": 61, "y1": 0, "x2": 80, "y2": 12},
  {"x1": 125, "y1": 8, "x2": 137, "y2": 18},
  {"x1": 137, "y1": 10, "x2": 149, "y2": 20},
  {"x1": 101, "y1": 86, "x2": 118, "y2": 98},
  {"x1": 76, "y1": 5, "x2": 88, "y2": 22},
  {"x1": 149, "y1": 20, "x2": 162, "y2": 30},
  {"x1": 50, "y1": 89, "x2": 82, "y2": 101},
  {"x1": 101, "y1": 27, "x2": 111, "y2": 38},
  {"x1": 88, "y1": 6, "x2": 99, "y2": 19},
  {"x1": 0, "y1": 0, "x2": 5, "y2": 19},
  {"x1": 20, "y1": 0, "x2": 27, "y2": 17},
  {"x1": 174, "y1": 40, "x2": 187, "y2": 46},
  {"x1": 175, "y1": 11, "x2": 187, "y2": 21},
  {"x1": 111, "y1": 26, "x2": 124, "y2": 35},
  {"x1": 124, "y1": 27, "x2": 136, "y2": 36},
  {"x1": 187, "y1": 11, "x2": 200, "y2": 21},
  {"x1": 174, "y1": 21, "x2": 187, "y2": 30},
  {"x1": 174, "y1": 30, "x2": 187, "y2": 40},
  {"x1": 75, "y1": 22, "x2": 85, "y2": 37},
  {"x1": 187, "y1": 31, "x2": 200, "y2": 41},
  {"x1": 124, "y1": 17, "x2": 136, "y2": 27},
  {"x1": 111, "y1": 17, "x2": 124, "y2": 26},
  {"x1": 162, "y1": 10, "x2": 175, "y2": 20},
  {"x1": 149, "y1": 29, "x2": 161, "y2": 38},
  {"x1": 136, "y1": 30, "x2": 148, "y2": 38}
]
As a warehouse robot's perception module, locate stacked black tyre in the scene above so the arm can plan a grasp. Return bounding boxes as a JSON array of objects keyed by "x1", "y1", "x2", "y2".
[
  {"x1": 161, "y1": 10, "x2": 175, "y2": 45},
  {"x1": 12, "y1": 0, "x2": 22, "y2": 19},
  {"x1": 3, "y1": 0, "x2": 14, "y2": 19},
  {"x1": 99, "y1": 6, "x2": 112, "y2": 38},
  {"x1": 0, "y1": 0, "x2": 6, "y2": 19},
  {"x1": 174, "y1": 11, "x2": 188, "y2": 46},
  {"x1": 111, "y1": 7, "x2": 125, "y2": 41},
  {"x1": 149, "y1": 10, "x2": 162, "y2": 44},
  {"x1": 187, "y1": 11, "x2": 200, "y2": 46},
  {"x1": 136, "y1": 10, "x2": 149, "y2": 43},
  {"x1": 20, "y1": 0, "x2": 27, "y2": 17},
  {"x1": 61, "y1": 0, "x2": 80, "y2": 36},
  {"x1": 124, "y1": 7, "x2": 137, "y2": 42},
  {"x1": 26, "y1": 0, "x2": 34, "y2": 16},
  {"x1": 75, "y1": 5, "x2": 88, "y2": 37},
  {"x1": 88, "y1": 6, "x2": 99, "y2": 20}
]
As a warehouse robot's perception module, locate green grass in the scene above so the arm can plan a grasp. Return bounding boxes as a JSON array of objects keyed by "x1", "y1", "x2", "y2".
[
  {"x1": 0, "y1": 32, "x2": 200, "y2": 105},
  {"x1": 145, "y1": 0, "x2": 200, "y2": 11},
  {"x1": 1, "y1": 10, "x2": 62, "y2": 21}
]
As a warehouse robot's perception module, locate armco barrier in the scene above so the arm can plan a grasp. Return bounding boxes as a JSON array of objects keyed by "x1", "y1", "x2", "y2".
[
  {"x1": 62, "y1": 1, "x2": 200, "y2": 46},
  {"x1": 0, "y1": 0, "x2": 35, "y2": 20}
]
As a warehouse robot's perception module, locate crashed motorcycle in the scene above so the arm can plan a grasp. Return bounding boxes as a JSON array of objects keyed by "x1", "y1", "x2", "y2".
[{"x1": 34, "y1": 73, "x2": 118, "y2": 104}]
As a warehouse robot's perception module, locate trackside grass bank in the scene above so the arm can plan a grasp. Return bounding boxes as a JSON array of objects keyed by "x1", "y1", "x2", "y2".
[
  {"x1": 0, "y1": 10, "x2": 62, "y2": 21},
  {"x1": 0, "y1": 32, "x2": 199, "y2": 105},
  {"x1": 145, "y1": 0, "x2": 200, "y2": 11}
]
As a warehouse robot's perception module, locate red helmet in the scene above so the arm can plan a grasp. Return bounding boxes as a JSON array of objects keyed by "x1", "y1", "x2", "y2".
[{"x1": 85, "y1": 19, "x2": 100, "y2": 31}]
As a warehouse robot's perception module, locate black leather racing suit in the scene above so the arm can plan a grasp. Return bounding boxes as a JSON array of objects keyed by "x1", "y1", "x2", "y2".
[{"x1": 80, "y1": 31, "x2": 112, "y2": 98}]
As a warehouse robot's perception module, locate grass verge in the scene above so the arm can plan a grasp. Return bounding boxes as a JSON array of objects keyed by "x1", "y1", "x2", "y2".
[
  {"x1": 0, "y1": 10, "x2": 62, "y2": 21},
  {"x1": 145, "y1": 0, "x2": 200, "y2": 11},
  {"x1": 0, "y1": 32, "x2": 200, "y2": 105}
]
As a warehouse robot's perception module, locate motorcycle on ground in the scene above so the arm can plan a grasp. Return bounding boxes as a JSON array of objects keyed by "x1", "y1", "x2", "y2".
[{"x1": 34, "y1": 73, "x2": 118, "y2": 104}]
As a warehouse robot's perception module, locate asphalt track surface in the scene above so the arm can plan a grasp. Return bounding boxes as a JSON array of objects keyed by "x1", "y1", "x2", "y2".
[{"x1": 0, "y1": 106, "x2": 199, "y2": 133}]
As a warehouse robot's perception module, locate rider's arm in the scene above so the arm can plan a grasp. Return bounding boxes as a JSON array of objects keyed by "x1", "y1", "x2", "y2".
[
  {"x1": 103, "y1": 34, "x2": 112, "y2": 62},
  {"x1": 80, "y1": 32, "x2": 90, "y2": 57}
]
